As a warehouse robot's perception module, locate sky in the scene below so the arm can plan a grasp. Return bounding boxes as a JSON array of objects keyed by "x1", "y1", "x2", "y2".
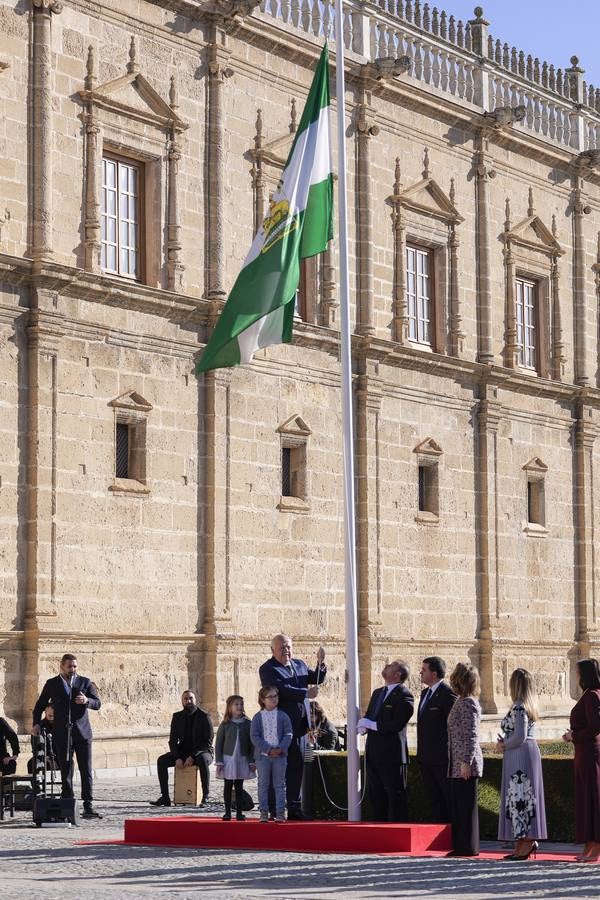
[{"x1": 447, "y1": 1, "x2": 600, "y2": 85}]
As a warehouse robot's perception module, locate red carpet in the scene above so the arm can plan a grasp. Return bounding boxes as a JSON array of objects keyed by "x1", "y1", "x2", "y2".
[{"x1": 123, "y1": 817, "x2": 451, "y2": 854}]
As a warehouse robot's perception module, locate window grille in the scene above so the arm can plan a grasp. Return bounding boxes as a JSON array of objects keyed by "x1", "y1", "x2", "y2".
[{"x1": 115, "y1": 423, "x2": 130, "y2": 478}]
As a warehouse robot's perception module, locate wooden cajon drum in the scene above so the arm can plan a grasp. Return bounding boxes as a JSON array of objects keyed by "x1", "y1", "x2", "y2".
[{"x1": 174, "y1": 765, "x2": 203, "y2": 806}]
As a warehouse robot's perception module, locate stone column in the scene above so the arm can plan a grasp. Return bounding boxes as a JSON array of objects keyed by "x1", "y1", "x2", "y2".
[
  {"x1": 355, "y1": 365, "x2": 382, "y2": 710},
  {"x1": 474, "y1": 391, "x2": 501, "y2": 713},
  {"x1": 31, "y1": 0, "x2": 63, "y2": 264},
  {"x1": 474, "y1": 135, "x2": 494, "y2": 364},
  {"x1": 22, "y1": 292, "x2": 64, "y2": 727},
  {"x1": 206, "y1": 25, "x2": 232, "y2": 304},
  {"x1": 355, "y1": 95, "x2": 375, "y2": 337},
  {"x1": 573, "y1": 400, "x2": 598, "y2": 661},
  {"x1": 83, "y1": 46, "x2": 101, "y2": 273},
  {"x1": 572, "y1": 175, "x2": 589, "y2": 385},
  {"x1": 167, "y1": 134, "x2": 184, "y2": 291},
  {"x1": 551, "y1": 251, "x2": 565, "y2": 381},
  {"x1": 448, "y1": 223, "x2": 464, "y2": 356},
  {"x1": 390, "y1": 159, "x2": 408, "y2": 344},
  {"x1": 321, "y1": 241, "x2": 338, "y2": 327}
]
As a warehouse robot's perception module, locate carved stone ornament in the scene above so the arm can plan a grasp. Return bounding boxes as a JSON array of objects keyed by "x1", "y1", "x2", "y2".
[
  {"x1": 503, "y1": 205, "x2": 564, "y2": 258},
  {"x1": 32, "y1": 0, "x2": 64, "y2": 12},
  {"x1": 388, "y1": 161, "x2": 464, "y2": 225}
]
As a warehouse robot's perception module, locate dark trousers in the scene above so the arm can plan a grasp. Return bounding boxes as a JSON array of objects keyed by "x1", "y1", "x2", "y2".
[
  {"x1": 157, "y1": 752, "x2": 211, "y2": 800},
  {"x1": 1, "y1": 759, "x2": 16, "y2": 777},
  {"x1": 366, "y1": 756, "x2": 408, "y2": 822},
  {"x1": 223, "y1": 778, "x2": 244, "y2": 815},
  {"x1": 54, "y1": 733, "x2": 93, "y2": 803},
  {"x1": 285, "y1": 738, "x2": 303, "y2": 809},
  {"x1": 449, "y1": 776, "x2": 480, "y2": 854},
  {"x1": 419, "y1": 763, "x2": 451, "y2": 823}
]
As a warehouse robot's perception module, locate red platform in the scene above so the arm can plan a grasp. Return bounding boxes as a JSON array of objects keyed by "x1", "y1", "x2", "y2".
[{"x1": 123, "y1": 816, "x2": 451, "y2": 854}]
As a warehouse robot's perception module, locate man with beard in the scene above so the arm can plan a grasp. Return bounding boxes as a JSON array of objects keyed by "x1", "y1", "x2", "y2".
[{"x1": 150, "y1": 690, "x2": 214, "y2": 807}]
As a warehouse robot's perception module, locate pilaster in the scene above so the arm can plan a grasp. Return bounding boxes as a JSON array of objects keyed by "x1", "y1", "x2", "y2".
[
  {"x1": 572, "y1": 399, "x2": 599, "y2": 658},
  {"x1": 355, "y1": 363, "x2": 383, "y2": 710},
  {"x1": 167, "y1": 77, "x2": 185, "y2": 291},
  {"x1": 355, "y1": 81, "x2": 377, "y2": 337},
  {"x1": 83, "y1": 46, "x2": 101, "y2": 273},
  {"x1": 22, "y1": 287, "x2": 65, "y2": 726},
  {"x1": 206, "y1": 24, "x2": 233, "y2": 303},
  {"x1": 474, "y1": 389, "x2": 502, "y2": 713},
  {"x1": 572, "y1": 174, "x2": 589, "y2": 385},
  {"x1": 391, "y1": 158, "x2": 408, "y2": 344},
  {"x1": 473, "y1": 133, "x2": 494, "y2": 364},
  {"x1": 31, "y1": 0, "x2": 63, "y2": 265}
]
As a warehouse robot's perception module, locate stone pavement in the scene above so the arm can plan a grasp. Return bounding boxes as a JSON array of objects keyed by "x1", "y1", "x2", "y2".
[{"x1": 0, "y1": 777, "x2": 598, "y2": 900}]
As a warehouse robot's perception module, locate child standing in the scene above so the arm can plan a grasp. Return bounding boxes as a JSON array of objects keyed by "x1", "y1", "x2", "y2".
[
  {"x1": 250, "y1": 686, "x2": 293, "y2": 822},
  {"x1": 215, "y1": 695, "x2": 255, "y2": 821}
]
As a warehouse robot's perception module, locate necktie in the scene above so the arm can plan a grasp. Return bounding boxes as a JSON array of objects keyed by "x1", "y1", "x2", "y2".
[
  {"x1": 372, "y1": 687, "x2": 387, "y2": 717},
  {"x1": 420, "y1": 687, "x2": 432, "y2": 715}
]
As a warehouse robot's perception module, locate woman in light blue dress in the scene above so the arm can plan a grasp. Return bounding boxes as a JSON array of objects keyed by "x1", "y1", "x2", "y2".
[{"x1": 497, "y1": 668, "x2": 547, "y2": 860}]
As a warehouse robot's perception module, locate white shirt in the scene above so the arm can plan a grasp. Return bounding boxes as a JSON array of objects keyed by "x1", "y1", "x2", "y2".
[
  {"x1": 418, "y1": 679, "x2": 443, "y2": 716},
  {"x1": 261, "y1": 708, "x2": 279, "y2": 747}
]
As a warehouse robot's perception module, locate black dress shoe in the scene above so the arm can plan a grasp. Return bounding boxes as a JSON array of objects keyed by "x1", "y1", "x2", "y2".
[
  {"x1": 446, "y1": 850, "x2": 478, "y2": 857},
  {"x1": 82, "y1": 805, "x2": 102, "y2": 819},
  {"x1": 149, "y1": 796, "x2": 171, "y2": 807}
]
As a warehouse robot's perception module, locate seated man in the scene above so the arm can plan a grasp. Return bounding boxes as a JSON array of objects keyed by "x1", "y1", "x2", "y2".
[
  {"x1": 0, "y1": 713, "x2": 20, "y2": 776},
  {"x1": 28, "y1": 704, "x2": 59, "y2": 775},
  {"x1": 150, "y1": 691, "x2": 214, "y2": 808}
]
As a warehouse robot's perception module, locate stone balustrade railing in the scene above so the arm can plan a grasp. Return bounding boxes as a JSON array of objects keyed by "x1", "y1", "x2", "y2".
[{"x1": 257, "y1": 0, "x2": 600, "y2": 152}]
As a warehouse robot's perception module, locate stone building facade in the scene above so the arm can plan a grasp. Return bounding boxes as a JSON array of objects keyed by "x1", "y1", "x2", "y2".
[{"x1": 1, "y1": 0, "x2": 600, "y2": 766}]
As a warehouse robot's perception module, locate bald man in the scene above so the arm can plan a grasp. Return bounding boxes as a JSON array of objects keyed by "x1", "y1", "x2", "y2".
[{"x1": 259, "y1": 634, "x2": 326, "y2": 819}]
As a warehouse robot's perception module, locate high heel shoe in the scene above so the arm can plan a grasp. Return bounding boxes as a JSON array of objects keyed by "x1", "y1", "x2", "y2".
[
  {"x1": 506, "y1": 840, "x2": 538, "y2": 861},
  {"x1": 582, "y1": 842, "x2": 600, "y2": 862},
  {"x1": 575, "y1": 842, "x2": 593, "y2": 861}
]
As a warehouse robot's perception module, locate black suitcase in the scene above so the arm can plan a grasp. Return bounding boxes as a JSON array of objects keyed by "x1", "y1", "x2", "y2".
[{"x1": 33, "y1": 797, "x2": 79, "y2": 826}]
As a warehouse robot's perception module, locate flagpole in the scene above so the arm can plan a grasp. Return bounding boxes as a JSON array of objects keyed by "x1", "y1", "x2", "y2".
[{"x1": 334, "y1": 0, "x2": 361, "y2": 822}]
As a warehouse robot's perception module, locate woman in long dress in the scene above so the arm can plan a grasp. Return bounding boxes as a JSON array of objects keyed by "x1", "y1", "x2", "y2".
[
  {"x1": 497, "y1": 668, "x2": 547, "y2": 860},
  {"x1": 563, "y1": 658, "x2": 600, "y2": 862}
]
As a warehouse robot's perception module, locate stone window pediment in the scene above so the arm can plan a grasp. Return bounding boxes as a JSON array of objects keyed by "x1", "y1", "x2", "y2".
[
  {"x1": 505, "y1": 215, "x2": 563, "y2": 258},
  {"x1": 109, "y1": 390, "x2": 153, "y2": 414},
  {"x1": 523, "y1": 456, "x2": 548, "y2": 475},
  {"x1": 277, "y1": 414, "x2": 311, "y2": 442},
  {"x1": 413, "y1": 437, "x2": 443, "y2": 458},
  {"x1": 79, "y1": 72, "x2": 187, "y2": 134},
  {"x1": 395, "y1": 177, "x2": 464, "y2": 225}
]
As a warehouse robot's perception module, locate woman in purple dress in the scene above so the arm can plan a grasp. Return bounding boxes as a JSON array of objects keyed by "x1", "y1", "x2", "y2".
[
  {"x1": 497, "y1": 668, "x2": 547, "y2": 860},
  {"x1": 563, "y1": 658, "x2": 600, "y2": 862}
]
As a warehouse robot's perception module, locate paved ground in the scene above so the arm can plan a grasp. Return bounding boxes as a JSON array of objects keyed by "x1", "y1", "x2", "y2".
[{"x1": 1, "y1": 777, "x2": 599, "y2": 899}]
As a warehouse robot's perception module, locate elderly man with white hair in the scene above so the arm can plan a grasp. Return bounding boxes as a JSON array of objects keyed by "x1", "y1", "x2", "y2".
[{"x1": 259, "y1": 634, "x2": 326, "y2": 820}]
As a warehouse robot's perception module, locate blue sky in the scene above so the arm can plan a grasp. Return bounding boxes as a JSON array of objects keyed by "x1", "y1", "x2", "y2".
[{"x1": 448, "y1": 1, "x2": 600, "y2": 85}]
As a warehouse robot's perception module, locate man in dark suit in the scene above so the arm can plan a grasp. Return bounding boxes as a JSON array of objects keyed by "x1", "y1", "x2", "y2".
[
  {"x1": 416, "y1": 655, "x2": 457, "y2": 823},
  {"x1": 358, "y1": 660, "x2": 414, "y2": 822},
  {"x1": 32, "y1": 652, "x2": 102, "y2": 818},
  {"x1": 1, "y1": 714, "x2": 20, "y2": 775},
  {"x1": 259, "y1": 634, "x2": 326, "y2": 819},
  {"x1": 150, "y1": 690, "x2": 214, "y2": 807}
]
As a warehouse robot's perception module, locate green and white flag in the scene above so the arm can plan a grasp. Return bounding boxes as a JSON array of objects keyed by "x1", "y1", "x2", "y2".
[{"x1": 196, "y1": 44, "x2": 333, "y2": 374}]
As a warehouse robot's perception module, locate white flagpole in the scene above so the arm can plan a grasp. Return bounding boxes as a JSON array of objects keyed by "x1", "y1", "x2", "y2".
[{"x1": 334, "y1": 0, "x2": 361, "y2": 822}]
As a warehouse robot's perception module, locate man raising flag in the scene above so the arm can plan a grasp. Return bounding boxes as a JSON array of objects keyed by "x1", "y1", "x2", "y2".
[{"x1": 196, "y1": 44, "x2": 333, "y2": 374}]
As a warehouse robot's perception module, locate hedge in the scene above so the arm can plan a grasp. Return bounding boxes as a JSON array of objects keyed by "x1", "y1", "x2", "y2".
[{"x1": 308, "y1": 744, "x2": 576, "y2": 841}]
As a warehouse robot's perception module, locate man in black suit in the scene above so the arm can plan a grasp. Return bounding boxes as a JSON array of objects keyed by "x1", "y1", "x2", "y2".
[
  {"x1": 0, "y1": 714, "x2": 20, "y2": 775},
  {"x1": 259, "y1": 634, "x2": 326, "y2": 819},
  {"x1": 150, "y1": 690, "x2": 214, "y2": 807},
  {"x1": 32, "y1": 653, "x2": 102, "y2": 818},
  {"x1": 359, "y1": 660, "x2": 414, "y2": 822},
  {"x1": 416, "y1": 655, "x2": 457, "y2": 823}
]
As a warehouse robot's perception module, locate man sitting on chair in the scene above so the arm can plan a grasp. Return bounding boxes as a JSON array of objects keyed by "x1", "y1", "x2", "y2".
[
  {"x1": 0, "y1": 712, "x2": 20, "y2": 776},
  {"x1": 150, "y1": 691, "x2": 214, "y2": 808}
]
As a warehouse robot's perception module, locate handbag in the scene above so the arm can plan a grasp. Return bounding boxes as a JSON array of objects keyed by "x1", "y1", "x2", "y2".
[{"x1": 240, "y1": 789, "x2": 255, "y2": 812}]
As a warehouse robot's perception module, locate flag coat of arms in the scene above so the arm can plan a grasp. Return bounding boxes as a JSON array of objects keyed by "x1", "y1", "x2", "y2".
[{"x1": 196, "y1": 45, "x2": 333, "y2": 374}]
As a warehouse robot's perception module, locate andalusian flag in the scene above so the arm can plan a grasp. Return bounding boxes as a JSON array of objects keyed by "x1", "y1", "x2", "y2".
[{"x1": 196, "y1": 45, "x2": 333, "y2": 373}]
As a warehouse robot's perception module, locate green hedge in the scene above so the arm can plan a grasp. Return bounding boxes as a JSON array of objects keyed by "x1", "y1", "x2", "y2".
[{"x1": 309, "y1": 749, "x2": 575, "y2": 841}]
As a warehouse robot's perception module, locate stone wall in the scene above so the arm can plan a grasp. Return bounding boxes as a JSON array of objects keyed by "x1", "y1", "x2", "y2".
[{"x1": 0, "y1": 0, "x2": 599, "y2": 763}]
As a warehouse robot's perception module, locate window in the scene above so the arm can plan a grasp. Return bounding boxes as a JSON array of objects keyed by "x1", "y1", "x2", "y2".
[
  {"x1": 108, "y1": 390, "x2": 152, "y2": 494},
  {"x1": 406, "y1": 245, "x2": 432, "y2": 345},
  {"x1": 516, "y1": 277, "x2": 537, "y2": 370},
  {"x1": 417, "y1": 463, "x2": 439, "y2": 517},
  {"x1": 281, "y1": 445, "x2": 304, "y2": 499},
  {"x1": 527, "y1": 478, "x2": 545, "y2": 527},
  {"x1": 276, "y1": 415, "x2": 311, "y2": 513},
  {"x1": 115, "y1": 423, "x2": 130, "y2": 478},
  {"x1": 101, "y1": 155, "x2": 142, "y2": 279}
]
